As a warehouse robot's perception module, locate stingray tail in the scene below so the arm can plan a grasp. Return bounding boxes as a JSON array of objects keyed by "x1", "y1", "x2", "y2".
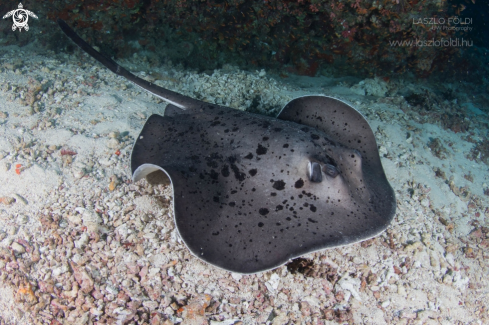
[{"x1": 57, "y1": 19, "x2": 203, "y2": 111}]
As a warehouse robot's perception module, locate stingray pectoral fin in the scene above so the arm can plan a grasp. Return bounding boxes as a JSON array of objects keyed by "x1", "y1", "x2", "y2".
[
  {"x1": 279, "y1": 95, "x2": 396, "y2": 221},
  {"x1": 278, "y1": 96, "x2": 381, "y2": 170},
  {"x1": 57, "y1": 19, "x2": 203, "y2": 111}
]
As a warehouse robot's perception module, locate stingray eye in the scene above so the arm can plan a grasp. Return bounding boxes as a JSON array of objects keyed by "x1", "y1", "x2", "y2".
[
  {"x1": 308, "y1": 162, "x2": 322, "y2": 183},
  {"x1": 323, "y1": 164, "x2": 339, "y2": 178}
]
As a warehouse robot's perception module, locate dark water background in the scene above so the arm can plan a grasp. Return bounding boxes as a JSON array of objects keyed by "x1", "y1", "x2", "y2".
[{"x1": 0, "y1": 0, "x2": 487, "y2": 83}]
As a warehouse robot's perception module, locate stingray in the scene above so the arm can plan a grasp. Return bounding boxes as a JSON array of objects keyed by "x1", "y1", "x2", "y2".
[{"x1": 58, "y1": 19, "x2": 396, "y2": 274}]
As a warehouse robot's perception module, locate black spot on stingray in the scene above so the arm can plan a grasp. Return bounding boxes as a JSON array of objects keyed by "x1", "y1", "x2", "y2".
[
  {"x1": 272, "y1": 180, "x2": 286, "y2": 190},
  {"x1": 270, "y1": 192, "x2": 277, "y2": 197},
  {"x1": 213, "y1": 196, "x2": 220, "y2": 203},
  {"x1": 205, "y1": 152, "x2": 222, "y2": 168},
  {"x1": 244, "y1": 153, "x2": 253, "y2": 159},
  {"x1": 212, "y1": 231, "x2": 219, "y2": 236},
  {"x1": 262, "y1": 136, "x2": 269, "y2": 141},
  {"x1": 273, "y1": 127, "x2": 282, "y2": 132},
  {"x1": 311, "y1": 134, "x2": 320, "y2": 140},
  {"x1": 275, "y1": 205, "x2": 283, "y2": 211},
  {"x1": 301, "y1": 127, "x2": 310, "y2": 132},
  {"x1": 295, "y1": 178, "x2": 304, "y2": 189},
  {"x1": 256, "y1": 144, "x2": 268, "y2": 155},
  {"x1": 283, "y1": 144, "x2": 289, "y2": 148},
  {"x1": 210, "y1": 120, "x2": 220, "y2": 126},
  {"x1": 221, "y1": 165, "x2": 230, "y2": 177},
  {"x1": 259, "y1": 208, "x2": 269, "y2": 216},
  {"x1": 224, "y1": 129, "x2": 229, "y2": 133},
  {"x1": 229, "y1": 202, "x2": 236, "y2": 207},
  {"x1": 258, "y1": 222, "x2": 264, "y2": 227},
  {"x1": 209, "y1": 169, "x2": 219, "y2": 180},
  {"x1": 249, "y1": 169, "x2": 257, "y2": 176},
  {"x1": 230, "y1": 164, "x2": 246, "y2": 182},
  {"x1": 227, "y1": 156, "x2": 237, "y2": 164},
  {"x1": 310, "y1": 205, "x2": 317, "y2": 212},
  {"x1": 308, "y1": 218, "x2": 318, "y2": 223}
]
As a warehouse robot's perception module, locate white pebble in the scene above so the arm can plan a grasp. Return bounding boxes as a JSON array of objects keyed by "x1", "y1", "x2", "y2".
[
  {"x1": 11, "y1": 242, "x2": 25, "y2": 254},
  {"x1": 106, "y1": 138, "x2": 120, "y2": 149},
  {"x1": 74, "y1": 233, "x2": 89, "y2": 248},
  {"x1": 16, "y1": 214, "x2": 28, "y2": 224},
  {"x1": 13, "y1": 194, "x2": 28, "y2": 205},
  {"x1": 7, "y1": 226, "x2": 17, "y2": 236}
]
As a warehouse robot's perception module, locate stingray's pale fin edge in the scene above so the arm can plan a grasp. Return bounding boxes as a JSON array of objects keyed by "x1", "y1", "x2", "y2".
[{"x1": 57, "y1": 19, "x2": 203, "y2": 111}]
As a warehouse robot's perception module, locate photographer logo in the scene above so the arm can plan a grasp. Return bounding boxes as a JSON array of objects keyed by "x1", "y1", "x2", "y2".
[{"x1": 3, "y1": 3, "x2": 38, "y2": 32}]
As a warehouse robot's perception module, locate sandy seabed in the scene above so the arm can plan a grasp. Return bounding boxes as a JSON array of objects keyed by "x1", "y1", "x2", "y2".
[{"x1": 0, "y1": 42, "x2": 488, "y2": 325}]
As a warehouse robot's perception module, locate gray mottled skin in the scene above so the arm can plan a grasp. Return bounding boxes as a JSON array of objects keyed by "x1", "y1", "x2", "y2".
[{"x1": 58, "y1": 19, "x2": 396, "y2": 274}]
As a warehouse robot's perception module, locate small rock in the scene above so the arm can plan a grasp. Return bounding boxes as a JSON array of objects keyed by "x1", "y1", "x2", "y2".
[
  {"x1": 108, "y1": 131, "x2": 120, "y2": 139},
  {"x1": 265, "y1": 273, "x2": 280, "y2": 293},
  {"x1": 181, "y1": 294, "x2": 212, "y2": 324},
  {"x1": 106, "y1": 285, "x2": 119, "y2": 295},
  {"x1": 397, "y1": 284, "x2": 407, "y2": 297},
  {"x1": 16, "y1": 214, "x2": 28, "y2": 224},
  {"x1": 52, "y1": 264, "x2": 69, "y2": 277},
  {"x1": 352, "y1": 257, "x2": 362, "y2": 264},
  {"x1": 336, "y1": 275, "x2": 362, "y2": 301},
  {"x1": 7, "y1": 226, "x2": 17, "y2": 235},
  {"x1": 12, "y1": 242, "x2": 25, "y2": 254},
  {"x1": 73, "y1": 168, "x2": 85, "y2": 179},
  {"x1": 90, "y1": 308, "x2": 104, "y2": 317},
  {"x1": 135, "y1": 112, "x2": 146, "y2": 119},
  {"x1": 271, "y1": 312, "x2": 289, "y2": 325},
  {"x1": 80, "y1": 208, "x2": 102, "y2": 232},
  {"x1": 0, "y1": 196, "x2": 15, "y2": 205},
  {"x1": 142, "y1": 301, "x2": 159, "y2": 311},
  {"x1": 107, "y1": 138, "x2": 120, "y2": 149},
  {"x1": 67, "y1": 214, "x2": 82, "y2": 225},
  {"x1": 74, "y1": 233, "x2": 89, "y2": 248},
  {"x1": 71, "y1": 261, "x2": 95, "y2": 294},
  {"x1": 404, "y1": 241, "x2": 422, "y2": 253},
  {"x1": 231, "y1": 273, "x2": 242, "y2": 281},
  {"x1": 381, "y1": 300, "x2": 390, "y2": 308},
  {"x1": 378, "y1": 146, "x2": 388, "y2": 156},
  {"x1": 13, "y1": 194, "x2": 28, "y2": 205}
]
